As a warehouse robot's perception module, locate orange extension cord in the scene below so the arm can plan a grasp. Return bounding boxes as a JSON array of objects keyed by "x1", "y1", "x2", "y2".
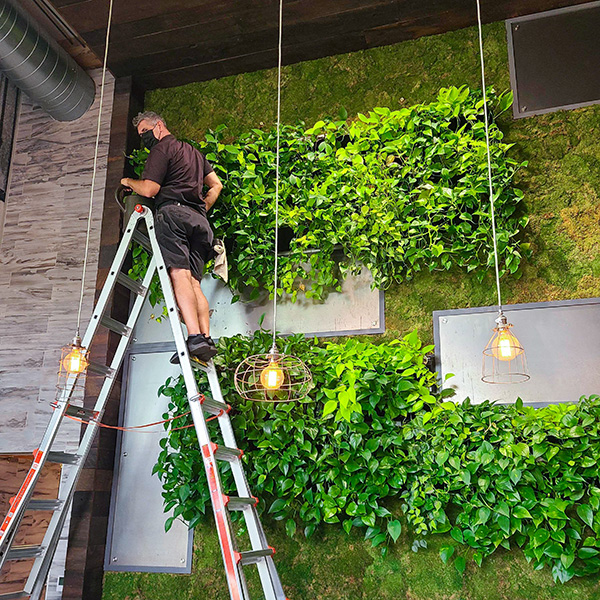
[{"x1": 54, "y1": 395, "x2": 218, "y2": 433}]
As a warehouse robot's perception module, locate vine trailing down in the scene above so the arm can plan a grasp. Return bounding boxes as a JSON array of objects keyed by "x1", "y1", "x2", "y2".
[
  {"x1": 154, "y1": 330, "x2": 600, "y2": 584},
  {"x1": 129, "y1": 86, "x2": 529, "y2": 305}
]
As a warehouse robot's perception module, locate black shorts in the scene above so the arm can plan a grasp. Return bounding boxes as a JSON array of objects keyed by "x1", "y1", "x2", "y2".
[{"x1": 155, "y1": 204, "x2": 213, "y2": 282}]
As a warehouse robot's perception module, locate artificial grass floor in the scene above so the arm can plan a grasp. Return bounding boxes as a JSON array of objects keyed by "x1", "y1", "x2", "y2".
[{"x1": 102, "y1": 520, "x2": 600, "y2": 600}]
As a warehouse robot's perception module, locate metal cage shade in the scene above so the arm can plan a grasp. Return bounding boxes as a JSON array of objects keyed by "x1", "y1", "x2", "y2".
[
  {"x1": 234, "y1": 353, "x2": 313, "y2": 402},
  {"x1": 482, "y1": 320, "x2": 530, "y2": 384}
]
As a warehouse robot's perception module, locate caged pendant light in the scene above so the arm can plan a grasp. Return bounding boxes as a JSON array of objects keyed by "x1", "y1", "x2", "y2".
[
  {"x1": 475, "y1": 0, "x2": 529, "y2": 384},
  {"x1": 57, "y1": 0, "x2": 114, "y2": 390},
  {"x1": 234, "y1": 0, "x2": 312, "y2": 403}
]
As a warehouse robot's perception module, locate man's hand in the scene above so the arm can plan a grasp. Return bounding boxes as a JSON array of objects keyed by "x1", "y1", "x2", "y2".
[
  {"x1": 204, "y1": 172, "x2": 223, "y2": 211},
  {"x1": 119, "y1": 177, "x2": 161, "y2": 198}
]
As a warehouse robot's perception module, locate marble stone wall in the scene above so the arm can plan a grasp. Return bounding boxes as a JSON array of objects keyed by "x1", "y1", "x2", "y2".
[
  {"x1": 0, "y1": 70, "x2": 115, "y2": 455},
  {"x1": 0, "y1": 69, "x2": 115, "y2": 600}
]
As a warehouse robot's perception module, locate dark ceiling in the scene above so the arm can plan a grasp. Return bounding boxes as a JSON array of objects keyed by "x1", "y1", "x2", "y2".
[{"x1": 48, "y1": 0, "x2": 594, "y2": 91}]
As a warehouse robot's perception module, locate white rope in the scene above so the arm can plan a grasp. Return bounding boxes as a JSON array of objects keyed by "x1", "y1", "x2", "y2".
[
  {"x1": 475, "y1": 0, "x2": 503, "y2": 313},
  {"x1": 271, "y1": 0, "x2": 283, "y2": 350},
  {"x1": 75, "y1": 0, "x2": 115, "y2": 336}
]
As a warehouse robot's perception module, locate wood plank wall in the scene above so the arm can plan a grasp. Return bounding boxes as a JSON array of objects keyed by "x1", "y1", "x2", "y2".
[{"x1": 0, "y1": 454, "x2": 62, "y2": 599}]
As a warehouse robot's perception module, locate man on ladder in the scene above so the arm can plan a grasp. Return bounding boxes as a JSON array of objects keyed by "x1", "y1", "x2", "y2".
[{"x1": 120, "y1": 110, "x2": 223, "y2": 363}]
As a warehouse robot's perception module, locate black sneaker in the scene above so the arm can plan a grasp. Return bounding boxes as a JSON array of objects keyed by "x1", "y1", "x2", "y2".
[
  {"x1": 188, "y1": 333, "x2": 218, "y2": 362},
  {"x1": 169, "y1": 334, "x2": 217, "y2": 365}
]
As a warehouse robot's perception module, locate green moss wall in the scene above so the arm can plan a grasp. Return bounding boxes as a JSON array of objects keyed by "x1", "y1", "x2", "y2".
[
  {"x1": 147, "y1": 22, "x2": 600, "y2": 345},
  {"x1": 104, "y1": 22, "x2": 600, "y2": 600}
]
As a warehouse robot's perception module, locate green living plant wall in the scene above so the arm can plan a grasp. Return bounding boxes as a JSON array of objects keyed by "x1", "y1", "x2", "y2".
[
  {"x1": 154, "y1": 330, "x2": 600, "y2": 585},
  {"x1": 145, "y1": 21, "x2": 600, "y2": 347},
  {"x1": 129, "y1": 86, "x2": 528, "y2": 305}
]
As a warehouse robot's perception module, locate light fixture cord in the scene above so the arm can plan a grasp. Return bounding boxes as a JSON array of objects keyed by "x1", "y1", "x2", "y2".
[
  {"x1": 271, "y1": 0, "x2": 283, "y2": 349},
  {"x1": 75, "y1": 0, "x2": 115, "y2": 337},
  {"x1": 475, "y1": 0, "x2": 503, "y2": 313}
]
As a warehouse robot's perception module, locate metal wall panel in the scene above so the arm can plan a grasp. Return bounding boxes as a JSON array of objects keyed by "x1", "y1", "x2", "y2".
[
  {"x1": 105, "y1": 351, "x2": 192, "y2": 573},
  {"x1": 132, "y1": 266, "x2": 384, "y2": 347},
  {"x1": 507, "y1": 1, "x2": 600, "y2": 118},
  {"x1": 434, "y1": 298, "x2": 600, "y2": 405}
]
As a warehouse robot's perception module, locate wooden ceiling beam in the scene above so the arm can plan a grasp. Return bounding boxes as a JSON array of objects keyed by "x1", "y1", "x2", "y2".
[{"x1": 46, "y1": 0, "x2": 597, "y2": 90}]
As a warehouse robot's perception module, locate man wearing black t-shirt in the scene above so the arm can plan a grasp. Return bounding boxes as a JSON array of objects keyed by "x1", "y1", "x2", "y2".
[{"x1": 120, "y1": 111, "x2": 223, "y2": 362}]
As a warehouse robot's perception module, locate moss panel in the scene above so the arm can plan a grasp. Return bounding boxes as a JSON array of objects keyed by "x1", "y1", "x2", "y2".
[
  {"x1": 146, "y1": 23, "x2": 509, "y2": 142},
  {"x1": 146, "y1": 20, "x2": 600, "y2": 338},
  {"x1": 114, "y1": 22, "x2": 600, "y2": 600}
]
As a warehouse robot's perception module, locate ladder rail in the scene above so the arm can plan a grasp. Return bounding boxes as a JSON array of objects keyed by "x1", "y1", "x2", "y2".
[
  {"x1": 210, "y1": 364, "x2": 285, "y2": 600},
  {"x1": 146, "y1": 213, "x2": 250, "y2": 600},
  {"x1": 0, "y1": 376, "x2": 77, "y2": 571},
  {"x1": 81, "y1": 209, "x2": 147, "y2": 351}
]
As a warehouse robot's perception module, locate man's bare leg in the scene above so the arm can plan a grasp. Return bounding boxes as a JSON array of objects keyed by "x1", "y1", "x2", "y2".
[
  {"x1": 191, "y1": 277, "x2": 210, "y2": 336},
  {"x1": 169, "y1": 268, "x2": 201, "y2": 335}
]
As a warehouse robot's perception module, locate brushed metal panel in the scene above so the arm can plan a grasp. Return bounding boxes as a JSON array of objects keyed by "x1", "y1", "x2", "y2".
[
  {"x1": 131, "y1": 266, "x2": 384, "y2": 346},
  {"x1": 105, "y1": 351, "x2": 192, "y2": 572},
  {"x1": 507, "y1": 1, "x2": 600, "y2": 118}
]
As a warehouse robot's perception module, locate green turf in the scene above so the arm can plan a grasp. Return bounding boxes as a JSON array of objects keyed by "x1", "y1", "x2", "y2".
[{"x1": 102, "y1": 520, "x2": 600, "y2": 599}]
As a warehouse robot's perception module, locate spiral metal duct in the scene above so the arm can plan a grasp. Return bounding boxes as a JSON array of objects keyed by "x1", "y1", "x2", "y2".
[{"x1": 0, "y1": 0, "x2": 95, "y2": 121}]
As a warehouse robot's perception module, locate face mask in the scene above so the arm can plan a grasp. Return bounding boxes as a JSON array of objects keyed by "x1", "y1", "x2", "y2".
[{"x1": 141, "y1": 127, "x2": 159, "y2": 150}]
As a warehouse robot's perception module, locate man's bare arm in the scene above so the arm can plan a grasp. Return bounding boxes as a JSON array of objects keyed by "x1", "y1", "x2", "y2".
[
  {"x1": 120, "y1": 177, "x2": 161, "y2": 199},
  {"x1": 204, "y1": 172, "x2": 223, "y2": 211}
]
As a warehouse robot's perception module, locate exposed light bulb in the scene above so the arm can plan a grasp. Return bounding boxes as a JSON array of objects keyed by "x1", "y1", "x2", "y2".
[
  {"x1": 61, "y1": 337, "x2": 88, "y2": 375},
  {"x1": 260, "y1": 360, "x2": 285, "y2": 390},
  {"x1": 489, "y1": 317, "x2": 524, "y2": 363}
]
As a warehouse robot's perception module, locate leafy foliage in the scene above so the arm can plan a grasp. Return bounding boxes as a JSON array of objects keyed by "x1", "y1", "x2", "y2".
[
  {"x1": 131, "y1": 86, "x2": 528, "y2": 305},
  {"x1": 153, "y1": 330, "x2": 600, "y2": 583},
  {"x1": 402, "y1": 396, "x2": 600, "y2": 583},
  {"x1": 154, "y1": 329, "x2": 436, "y2": 539}
]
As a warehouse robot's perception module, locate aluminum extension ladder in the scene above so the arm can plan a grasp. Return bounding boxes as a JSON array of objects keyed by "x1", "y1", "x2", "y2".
[{"x1": 0, "y1": 204, "x2": 287, "y2": 600}]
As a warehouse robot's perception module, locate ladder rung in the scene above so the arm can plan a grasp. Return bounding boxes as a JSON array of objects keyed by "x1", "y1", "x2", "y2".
[
  {"x1": 238, "y1": 548, "x2": 274, "y2": 565},
  {"x1": 116, "y1": 272, "x2": 147, "y2": 296},
  {"x1": 27, "y1": 499, "x2": 62, "y2": 511},
  {"x1": 132, "y1": 229, "x2": 152, "y2": 252},
  {"x1": 225, "y1": 496, "x2": 257, "y2": 511},
  {"x1": 87, "y1": 361, "x2": 116, "y2": 378},
  {"x1": 195, "y1": 395, "x2": 228, "y2": 416},
  {"x1": 47, "y1": 451, "x2": 80, "y2": 465},
  {"x1": 0, "y1": 591, "x2": 31, "y2": 599},
  {"x1": 213, "y1": 445, "x2": 243, "y2": 463},
  {"x1": 190, "y1": 357, "x2": 209, "y2": 373},
  {"x1": 6, "y1": 545, "x2": 44, "y2": 560},
  {"x1": 66, "y1": 404, "x2": 98, "y2": 422},
  {"x1": 100, "y1": 314, "x2": 131, "y2": 337}
]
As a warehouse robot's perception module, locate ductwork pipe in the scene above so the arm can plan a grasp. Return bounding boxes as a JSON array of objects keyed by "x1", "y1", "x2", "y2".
[{"x1": 0, "y1": 0, "x2": 95, "y2": 122}]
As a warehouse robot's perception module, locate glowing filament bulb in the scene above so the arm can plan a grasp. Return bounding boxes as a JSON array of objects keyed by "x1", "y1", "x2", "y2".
[
  {"x1": 260, "y1": 360, "x2": 285, "y2": 390},
  {"x1": 491, "y1": 327, "x2": 523, "y2": 362},
  {"x1": 62, "y1": 341, "x2": 88, "y2": 374},
  {"x1": 499, "y1": 334, "x2": 514, "y2": 359}
]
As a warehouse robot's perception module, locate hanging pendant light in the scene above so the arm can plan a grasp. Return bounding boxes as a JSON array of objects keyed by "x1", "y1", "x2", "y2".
[
  {"x1": 57, "y1": 0, "x2": 114, "y2": 385},
  {"x1": 474, "y1": 0, "x2": 530, "y2": 384},
  {"x1": 234, "y1": 0, "x2": 312, "y2": 403},
  {"x1": 482, "y1": 311, "x2": 529, "y2": 384},
  {"x1": 56, "y1": 335, "x2": 89, "y2": 394}
]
